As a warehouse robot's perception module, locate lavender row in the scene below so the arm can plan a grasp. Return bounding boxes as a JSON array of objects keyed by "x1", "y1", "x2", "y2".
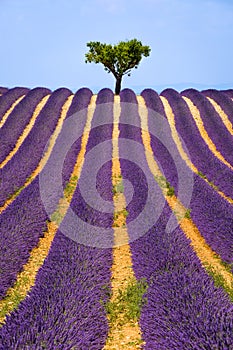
[
  {"x1": 0, "y1": 88, "x2": 71, "y2": 207},
  {"x1": 0, "y1": 87, "x2": 29, "y2": 123},
  {"x1": 160, "y1": 88, "x2": 233, "y2": 198},
  {"x1": 143, "y1": 88, "x2": 233, "y2": 266},
  {"x1": 0, "y1": 89, "x2": 114, "y2": 349},
  {"x1": 0, "y1": 87, "x2": 8, "y2": 94},
  {"x1": 120, "y1": 159, "x2": 233, "y2": 348},
  {"x1": 0, "y1": 231, "x2": 112, "y2": 349},
  {"x1": 142, "y1": 88, "x2": 233, "y2": 267},
  {"x1": 221, "y1": 89, "x2": 233, "y2": 98},
  {"x1": 131, "y1": 205, "x2": 233, "y2": 349},
  {"x1": 202, "y1": 89, "x2": 233, "y2": 125},
  {"x1": 181, "y1": 88, "x2": 233, "y2": 167},
  {"x1": 119, "y1": 89, "x2": 151, "y2": 227},
  {"x1": 0, "y1": 87, "x2": 51, "y2": 163},
  {"x1": 0, "y1": 90, "x2": 92, "y2": 298},
  {"x1": 117, "y1": 91, "x2": 233, "y2": 348},
  {"x1": 40, "y1": 87, "x2": 114, "y2": 226},
  {"x1": 40, "y1": 88, "x2": 93, "y2": 215},
  {"x1": 62, "y1": 87, "x2": 93, "y2": 186},
  {"x1": 66, "y1": 88, "x2": 114, "y2": 247},
  {"x1": 141, "y1": 89, "x2": 183, "y2": 195},
  {"x1": 119, "y1": 88, "x2": 189, "y2": 240},
  {"x1": 0, "y1": 178, "x2": 48, "y2": 299}
]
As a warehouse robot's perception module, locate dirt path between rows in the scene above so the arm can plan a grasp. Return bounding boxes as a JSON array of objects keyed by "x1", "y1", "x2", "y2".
[{"x1": 104, "y1": 96, "x2": 144, "y2": 350}]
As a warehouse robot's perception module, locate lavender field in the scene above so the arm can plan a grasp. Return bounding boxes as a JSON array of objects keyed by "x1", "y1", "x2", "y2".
[{"x1": 0, "y1": 86, "x2": 232, "y2": 349}]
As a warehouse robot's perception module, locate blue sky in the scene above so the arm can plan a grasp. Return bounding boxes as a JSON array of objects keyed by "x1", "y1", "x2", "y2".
[{"x1": 1, "y1": 0, "x2": 233, "y2": 93}]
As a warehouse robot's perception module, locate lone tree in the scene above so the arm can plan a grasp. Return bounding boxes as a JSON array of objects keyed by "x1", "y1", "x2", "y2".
[{"x1": 85, "y1": 39, "x2": 151, "y2": 95}]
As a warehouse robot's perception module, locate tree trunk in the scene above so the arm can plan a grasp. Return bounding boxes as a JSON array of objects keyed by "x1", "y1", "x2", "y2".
[{"x1": 115, "y1": 76, "x2": 122, "y2": 95}]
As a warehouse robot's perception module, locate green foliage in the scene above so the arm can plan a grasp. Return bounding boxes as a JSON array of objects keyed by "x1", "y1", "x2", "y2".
[
  {"x1": 10, "y1": 175, "x2": 33, "y2": 199},
  {"x1": 166, "y1": 183, "x2": 175, "y2": 197},
  {"x1": 154, "y1": 175, "x2": 167, "y2": 188},
  {"x1": 0, "y1": 275, "x2": 29, "y2": 324},
  {"x1": 197, "y1": 171, "x2": 206, "y2": 179},
  {"x1": 154, "y1": 175, "x2": 175, "y2": 197},
  {"x1": 64, "y1": 175, "x2": 78, "y2": 197},
  {"x1": 113, "y1": 208, "x2": 128, "y2": 227},
  {"x1": 113, "y1": 208, "x2": 128, "y2": 219},
  {"x1": 197, "y1": 171, "x2": 219, "y2": 191},
  {"x1": 204, "y1": 264, "x2": 233, "y2": 302},
  {"x1": 115, "y1": 180, "x2": 124, "y2": 194},
  {"x1": 126, "y1": 339, "x2": 145, "y2": 346},
  {"x1": 219, "y1": 260, "x2": 233, "y2": 273},
  {"x1": 85, "y1": 39, "x2": 151, "y2": 94},
  {"x1": 184, "y1": 208, "x2": 191, "y2": 219},
  {"x1": 105, "y1": 278, "x2": 148, "y2": 326},
  {"x1": 50, "y1": 175, "x2": 79, "y2": 226},
  {"x1": 112, "y1": 175, "x2": 124, "y2": 195},
  {"x1": 50, "y1": 211, "x2": 63, "y2": 226}
]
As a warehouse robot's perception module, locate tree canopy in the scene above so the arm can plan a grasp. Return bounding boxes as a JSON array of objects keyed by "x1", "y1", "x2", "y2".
[{"x1": 85, "y1": 39, "x2": 151, "y2": 94}]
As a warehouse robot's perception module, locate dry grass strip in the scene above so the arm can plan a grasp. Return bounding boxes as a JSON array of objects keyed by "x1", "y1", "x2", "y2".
[{"x1": 138, "y1": 95, "x2": 233, "y2": 293}]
